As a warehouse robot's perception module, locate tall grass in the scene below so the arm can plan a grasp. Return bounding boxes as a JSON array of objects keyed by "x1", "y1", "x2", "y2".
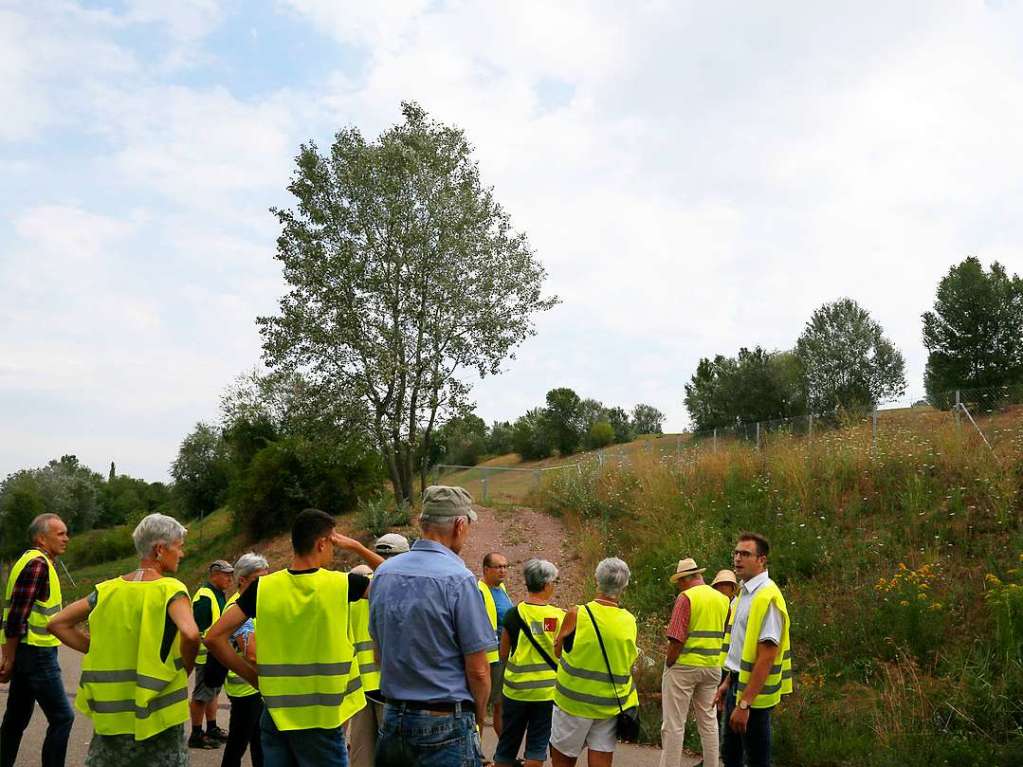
[{"x1": 536, "y1": 416, "x2": 1023, "y2": 765}]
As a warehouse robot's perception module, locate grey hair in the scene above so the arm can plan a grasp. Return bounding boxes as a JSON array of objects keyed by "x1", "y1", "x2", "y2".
[
  {"x1": 28, "y1": 513, "x2": 61, "y2": 544},
  {"x1": 419, "y1": 514, "x2": 459, "y2": 534},
  {"x1": 132, "y1": 513, "x2": 187, "y2": 559},
  {"x1": 233, "y1": 552, "x2": 268, "y2": 579},
  {"x1": 523, "y1": 558, "x2": 558, "y2": 593},
  {"x1": 595, "y1": 557, "x2": 631, "y2": 598}
]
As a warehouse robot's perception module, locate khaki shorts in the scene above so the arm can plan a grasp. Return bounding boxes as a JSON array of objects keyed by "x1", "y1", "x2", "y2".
[{"x1": 549, "y1": 705, "x2": 617, "y2": 757}]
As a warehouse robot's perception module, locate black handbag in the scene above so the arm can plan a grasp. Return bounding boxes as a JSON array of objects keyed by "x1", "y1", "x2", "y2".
[{"x1": 583, "y1": 604, "x2": 641, "y2": 743}]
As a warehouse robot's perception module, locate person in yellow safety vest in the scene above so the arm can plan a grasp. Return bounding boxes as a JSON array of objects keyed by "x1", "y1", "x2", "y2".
[
  {"x1": 206, "y1": 508, "x2": 384, "y2": 767},
  {"x1": 659, "y1": 558, "x2": 730, "y2": 767},
  {"x1": 346, "y1": 533, "x2": 410, "y2": 767},
  {"x1": 0, "y1": 513, "x2": 73, "y2": 767},
  {"x1": 494, "y1": 558, "x2": 564, "y2": 767},
  {"x1": 714, "y1": 532, "x2": 792, "y2": 767},
  {"x1": 551, "y1": 557, "x2": 639, "y2": 767},
  {"x1": 221, "y1": 552, "x2": 270, "y2": 767},
  {"x1": 47, "y1": 513, "x2": 201, "y2": 767},
  {"x1": 478, "y1": 551, "x2": 511, "y2": 745},
  {"x1": 189, "y1": 559, "x2": 235, "y2": 749},
  {"x1": 710, "y1": 569, "x2": 739, "y2": 750}
]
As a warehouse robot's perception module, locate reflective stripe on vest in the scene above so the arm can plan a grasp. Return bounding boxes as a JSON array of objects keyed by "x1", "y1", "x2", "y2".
[
  {"x1": 256, "y1": 569, "x2": 365, "y2": 731},
  {"x1": 75, "y1": 577, "x2": 190, "y2": 739},
  {"x1": 503, "y1": 603, "x2": 564, "y2": 702},
  {"x1": 735, "y1": 581, "x2": 793, "y2": 709},
  {"x1": 678, "y1": 584, "x2": 729, "y2": 668},
  {"x1": 191, "y1": 585, "x2": 222, "y2": 665},
  {"x1": 721, "y1": 596, "x2": 737, "y2": 665},
  {"x1": 3, "y1": 549, "x2": 62, "y2": 647},
  {"x1": 350, "y1": 593, "x2": 379, "y2": 693},
  {"x1": 223, "y1": 592, "x2": 258, "y2": 699},
  {"x1": 553, "y1": 601, "x2": 639, "y2": 719},
  {"x1": 477, "y1": 580, "x2": 506, "y2": 664}
]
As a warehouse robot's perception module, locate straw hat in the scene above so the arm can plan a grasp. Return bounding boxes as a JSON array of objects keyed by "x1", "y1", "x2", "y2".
[
  {"x1": 711, "y1": 569, "x2": 738, "y2": 588},
  {"x1": 669, "y1": 558, "x2": 706, "y2": 583}
]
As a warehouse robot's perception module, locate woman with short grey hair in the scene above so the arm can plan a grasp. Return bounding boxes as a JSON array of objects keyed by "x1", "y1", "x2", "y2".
[
  {"x1": 47, "y1": 514, "x2": 199, "y2": 766},
  {"x1": 494, "y1": 559, "x2": 565, "y2": 767},
  {"x1": 550, "y1": 558, "x2": 639, "y2": 767}
]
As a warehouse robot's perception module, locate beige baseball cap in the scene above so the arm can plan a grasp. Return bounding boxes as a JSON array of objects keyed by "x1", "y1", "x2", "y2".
[{"x1": 422, "y1": 485, "x2": 478, "y2": 522}]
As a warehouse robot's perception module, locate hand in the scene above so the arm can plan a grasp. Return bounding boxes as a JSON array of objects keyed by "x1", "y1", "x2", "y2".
[
  {"x1": 729, "y1": 704, "x2": 750, "y2": 734},
  {"x1": 0, "y1": 652, "x2": 14, "y2": 684},
  {"x1": 712, "y1": 681, "x2": 728, "y2": 711},
  {"x1": 330, "y1": 532, "x2": 359, "y2": 550}
]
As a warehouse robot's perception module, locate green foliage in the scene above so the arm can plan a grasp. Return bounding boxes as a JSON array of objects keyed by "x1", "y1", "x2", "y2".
[
  {"x1": 62, "y1": 526, "x2": 137, "y2": 569},
  {"x1": 605, "y1": 406, "x2": 635, "y2": 444},
  {"x1": 0, "y1": 474, "x2": 46, "y2": 559},
  {"x1": 544, "y1": 387, "x2": 584, "y2": 455},
  {"x1": 257, "y1": 101, "x2": 558, "y2": 503},
  {"x1": 170, "y1": 422, "x2": 230, "y2": 519},
  {"x1": 487, "y1": 420, "x2": 515, "y2": 456},
  {"x1": 512, "y1": 408, "x2": 554, "y2": 460},
  {"x1": 923, "y1": 257, "x2": 1023, "y2": 406},
  {"x1": 358, "y1": 496, "x2": 399, "y2": 538},
  {"x1": 631, "y1": 403, "x2": 665, "y2": 435},
  {"x1": 796, "y1": 298, "x2": 907, "y2": 412},
  {"x1": 437, "y1": 413, "x2": 489, "y2": 467},
  {"x1": 587, "y1": 420, "x2": 615, "y2": 449},
  {"x1": 684, "y1": 346, "x2": 807, "y2": 431}
]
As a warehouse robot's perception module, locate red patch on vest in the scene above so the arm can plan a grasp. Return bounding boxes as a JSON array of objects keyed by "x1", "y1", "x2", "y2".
[{"x1": 543, "y1": 617, "x2": 558, "y2": 632}]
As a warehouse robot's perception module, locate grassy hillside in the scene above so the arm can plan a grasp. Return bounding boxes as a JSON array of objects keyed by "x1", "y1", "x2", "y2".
[{"x1": 531, "y1": 412, "x2": 1023, "y2": 766}]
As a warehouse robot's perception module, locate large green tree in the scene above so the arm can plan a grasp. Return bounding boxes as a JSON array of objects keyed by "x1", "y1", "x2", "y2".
[
  {"x1": 631, "y1": 403, "x2": 665, "y2": 435},
  {"x1": 544, "y1": 387, "x2": 584, "y2": 455},
  {"x1": 796, "y1": 298, "x2": 906, "y2": 413},
  {"x1": 922, "y1": 257, "x2": 1023, "y2": 406},
  {"x1": 259, "y1": 103, "x2": 557, "y2": 502},
  {"x1": 170, "y1": 422, "x2": 230, "y2": 519}
]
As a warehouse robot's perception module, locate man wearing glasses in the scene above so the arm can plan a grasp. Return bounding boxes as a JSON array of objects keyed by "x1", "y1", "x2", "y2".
[
  {"x1": 713, "y1": 532, "x2": 793, "y2": 767},
  {"x1": 478, "y1": 552, "x2": 512, "y2": 746}
]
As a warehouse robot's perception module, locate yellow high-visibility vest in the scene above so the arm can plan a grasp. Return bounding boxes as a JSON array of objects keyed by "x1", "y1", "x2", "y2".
[
  {"x1": 554, "y1": 601, "x2": 639, "y2": 719},
  {"x1": 736, "y1": 581, "x2": 793, "y2": 709},
  {"x1": 223, "y1": 592, "x2": 258, "y2": 699},
  {"x1": 3, "y1": 549, "x2": 61, "y2": 647},
  {"x1": 191, "y1": 585, "x2": 222, "y2": 666},
  {"x1": 350, "y1": 580, "x2": 379, "y2": 693},
  {"x1": 75, "y1": 577, "x2": 190, "y2": 740},
  {"x1": 503, "y1": 602, "x2": 564, "y2": 702},
  {"x1": 477, "y1": 579, "x2": 508, "y2": 664},
  {"x1": 256, "y1": 569, "x2": 365, "y2": 731},
  {"x1": 677, "y1": 584, "x2": 729, "y2": 668},
  {"x1": 721, "y1": 596, "x2": 737, "y2": 666}
]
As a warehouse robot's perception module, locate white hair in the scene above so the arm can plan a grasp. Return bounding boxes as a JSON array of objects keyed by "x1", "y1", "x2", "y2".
[
  {"x1": 28, "y1": 513, "x2": 61, "y2": 544},
  {"x1": 132, "y1": 513, "x2": 187, "y2": 559},
  {"x1": 523, "y1": 558, "x2": 558, "y2": 593},
  {"x1": 419, "y1": 514, "x2": 459, "y2": 534},
  {"x1": 595, "y1": 557, "x2": 631, "y2": 598},
  {"x1": 233, "y1": 552, "x2": 269, "y2": 579}
]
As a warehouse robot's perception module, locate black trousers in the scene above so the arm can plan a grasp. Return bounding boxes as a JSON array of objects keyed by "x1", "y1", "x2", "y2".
[{"x1": 222, "y1": 693, "x2": 264, "y2": 767}]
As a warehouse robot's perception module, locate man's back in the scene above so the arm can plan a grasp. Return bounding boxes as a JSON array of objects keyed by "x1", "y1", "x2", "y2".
[{"x1": 369, "y1": 539, "x2": 493, "y2": 702}]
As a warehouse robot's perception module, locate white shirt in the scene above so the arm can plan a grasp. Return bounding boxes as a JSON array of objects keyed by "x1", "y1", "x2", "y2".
[{"x1": 724, "y1": 570, "x2": 783, "y2": 673}]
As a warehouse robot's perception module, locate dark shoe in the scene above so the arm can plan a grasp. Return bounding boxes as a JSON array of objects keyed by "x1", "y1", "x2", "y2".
[
  {"x1": 206, "y1": 725, "x2": 230, "y2": 742},
  {"x1": 188, "y1": 731, "x2": 221, "y2": 749}
]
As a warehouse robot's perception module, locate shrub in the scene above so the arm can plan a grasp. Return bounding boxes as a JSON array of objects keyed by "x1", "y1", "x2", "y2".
[
  {"x1": 63, "y1": 526, "x2": 136, "y2": 568},
  {"x1": 358, "y1": 496, "x2": 394, "y2": 538},
  {"x1": 587, "y1": 420, "x2": 615, "y2": 449}
]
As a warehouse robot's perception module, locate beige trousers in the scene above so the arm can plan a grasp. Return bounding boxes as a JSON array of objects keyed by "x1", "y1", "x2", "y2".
[
  {"x1": 658, "y1": 664, "x2": 721, "y2": 767},
  {"x1": 347, "y1": 698, "x2": 384, "y2": 767}
]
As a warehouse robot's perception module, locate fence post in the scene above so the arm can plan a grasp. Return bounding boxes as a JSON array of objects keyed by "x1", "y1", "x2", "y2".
[
  {"x1": 808, "y1": 413, "x2": 814, "y2": 440},
  {"x1": 533, "y1": 469, "x2": 541, "y2": 490},
  {"x1": 597, "y1": 450, "x2": 604, "y2": 467},
  {"x1": 954, "y1": 389, "x2": 961, "y2": 431},
  {"x1": 481, "y1": 476, "x2": 489, "y2": 504},
  {"x1": 872, "y1": 409, "x2": 878, "y2": 451},
  {"x1": 755, "y1": 422, "x2": 761, "y2": 451},
  {"x1": 713, "y1": 428, "x2": 718, "y2": 452},
  {"x1": 676, "y1": 435, "x2": 682, "y2": 459}
]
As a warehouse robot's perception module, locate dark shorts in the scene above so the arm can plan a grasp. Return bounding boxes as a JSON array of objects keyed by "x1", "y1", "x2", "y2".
[
  {"x1": 192, "y1": 664, "x2": 222, "y2": 703},
  {"x1": 495, "y1": 696, "x2": 554, "y2": 763}
]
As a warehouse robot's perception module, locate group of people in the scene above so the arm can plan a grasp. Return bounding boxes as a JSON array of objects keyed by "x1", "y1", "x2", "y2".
[{"x1": 0, "y1": 485, "x2": 791, "y2": 767}]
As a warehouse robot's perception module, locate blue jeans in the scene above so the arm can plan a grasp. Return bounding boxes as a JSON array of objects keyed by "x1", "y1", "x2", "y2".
[
  {"x1": 722, "y1": 682, "x2": 773, "y2": 767},
  {"x1": 375, "y1": 702, "x2": 483, "y2": 767},
  {"x1": 259, "y1": 709, "x2": 348, "y2": 767},
  {"x1": 0, "y1": 645, "x2": 74, "y2": 767},
  {"x1": 494, "y1": 696, "x2": 553, "y2": 764}
]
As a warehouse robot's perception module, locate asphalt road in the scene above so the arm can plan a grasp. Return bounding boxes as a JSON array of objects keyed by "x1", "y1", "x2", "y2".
[{"x1": 1, "y1": 647, "x2": 694, "y2": 766}]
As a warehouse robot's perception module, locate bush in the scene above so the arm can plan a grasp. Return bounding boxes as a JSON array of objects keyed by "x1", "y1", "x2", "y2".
[
  {"x1": 63, "y1": 526, "x2": 136, "y2": 568},
  {"x1": 587, "y1": 421, "x2": 615, "y2": 449},
  {"x1": 358, "y1": 496, "x2": 395, "y2": 538}
]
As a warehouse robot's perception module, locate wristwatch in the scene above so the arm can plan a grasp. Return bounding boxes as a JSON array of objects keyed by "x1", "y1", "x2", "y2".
[{"x1": 738, "y1": 699, "x2": 750, "y2": 711}]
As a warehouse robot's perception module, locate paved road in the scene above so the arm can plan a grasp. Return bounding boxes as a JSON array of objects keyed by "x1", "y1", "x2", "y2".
[{"x1": 1, "y1": 647, "x2": 694, "y2": 766}]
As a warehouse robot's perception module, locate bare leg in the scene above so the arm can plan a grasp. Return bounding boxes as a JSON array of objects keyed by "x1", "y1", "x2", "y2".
[
  {"x1": 205, "y1": 696, "x2": 219, "y2": 727},
  {"x1": 551, "y1": 745, "x2": 578, "y2": 767},
  {"x1": 587, "y1": 749, "x2": 614, "y2": 767}
]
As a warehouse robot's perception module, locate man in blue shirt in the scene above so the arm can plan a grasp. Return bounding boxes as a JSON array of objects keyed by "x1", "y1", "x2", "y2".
[{"x1": 370, "y1": 486, "x2": 493, "y2": 767}]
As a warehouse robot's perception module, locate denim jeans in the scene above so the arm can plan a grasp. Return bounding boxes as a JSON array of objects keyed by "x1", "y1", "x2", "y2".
[
  {"x1": 260, "y1": 708, "x2": 348, "y2": 767},
  {"x1": 375, "y1": 702, "x2": 483, "y2": 767},
  {"x1": 0, "y1": 645, "x2": 74, "y2": 767},
  {"x1": 722, "y1": 682, "x2": 773, "y2": 767}
]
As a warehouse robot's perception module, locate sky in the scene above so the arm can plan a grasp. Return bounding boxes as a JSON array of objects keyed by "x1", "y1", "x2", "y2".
[{"x1": 3, "y1": 0, "x2": 1023, "y2": 482}]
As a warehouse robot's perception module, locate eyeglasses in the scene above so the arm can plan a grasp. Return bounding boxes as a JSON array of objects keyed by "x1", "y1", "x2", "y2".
[{"x1": 732, "y1": 550, "x2": 758, "y2": 559}]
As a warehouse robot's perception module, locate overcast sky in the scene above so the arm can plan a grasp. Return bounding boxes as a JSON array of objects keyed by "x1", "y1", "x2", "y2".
[{"x1": 3, "y1": 1, "x2": 1023, "y2": 481}]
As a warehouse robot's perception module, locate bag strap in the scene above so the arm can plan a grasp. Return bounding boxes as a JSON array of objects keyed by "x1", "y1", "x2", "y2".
[
  {"x1": 516, "y1": 604, "x2": 557, "y2": 671},
  {"x1": 583, "y1": 604, "x2": 625, "y2": 714}
]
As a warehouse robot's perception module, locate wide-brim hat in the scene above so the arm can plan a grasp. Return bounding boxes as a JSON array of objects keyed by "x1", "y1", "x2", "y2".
[
  {"x1": 711, "y1": 569, "x2": 738, "y2": 587},
  {"x1": 669, "y1": 557, "x2": 705, "y2": 583}
]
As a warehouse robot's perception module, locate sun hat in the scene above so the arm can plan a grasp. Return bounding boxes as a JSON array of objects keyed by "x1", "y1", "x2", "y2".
[
  {"x1": 711, "y1": 569, "x2": 738, "y2": 587},
  {"x1": 374, "y1": 533, "x2": 411, "y2": 556},
  {"x1": 669, "y1": 557, "x2": 706, "y2": 583},
  {"x1": 421, "y1": 485, "x2": 478, "y2": 522}
]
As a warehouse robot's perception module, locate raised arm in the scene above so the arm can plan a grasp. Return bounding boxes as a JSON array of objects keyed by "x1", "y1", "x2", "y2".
[{"x1": 331, "y1": 532, "x2": 385, "y2": 570}]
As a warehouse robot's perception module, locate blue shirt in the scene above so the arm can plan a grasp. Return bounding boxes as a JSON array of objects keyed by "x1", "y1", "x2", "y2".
[
  {"x1": 369, "y1": 539, "x2": 494, "y2": 702},
  {"x1": 491, "y1": 584, "x2": 513, "y2": 630}
]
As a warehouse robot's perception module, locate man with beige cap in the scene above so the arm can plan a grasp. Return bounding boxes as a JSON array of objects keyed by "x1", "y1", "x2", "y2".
[{"x1": 659, "y1": 558, "x2": 730, "y2": 767}]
